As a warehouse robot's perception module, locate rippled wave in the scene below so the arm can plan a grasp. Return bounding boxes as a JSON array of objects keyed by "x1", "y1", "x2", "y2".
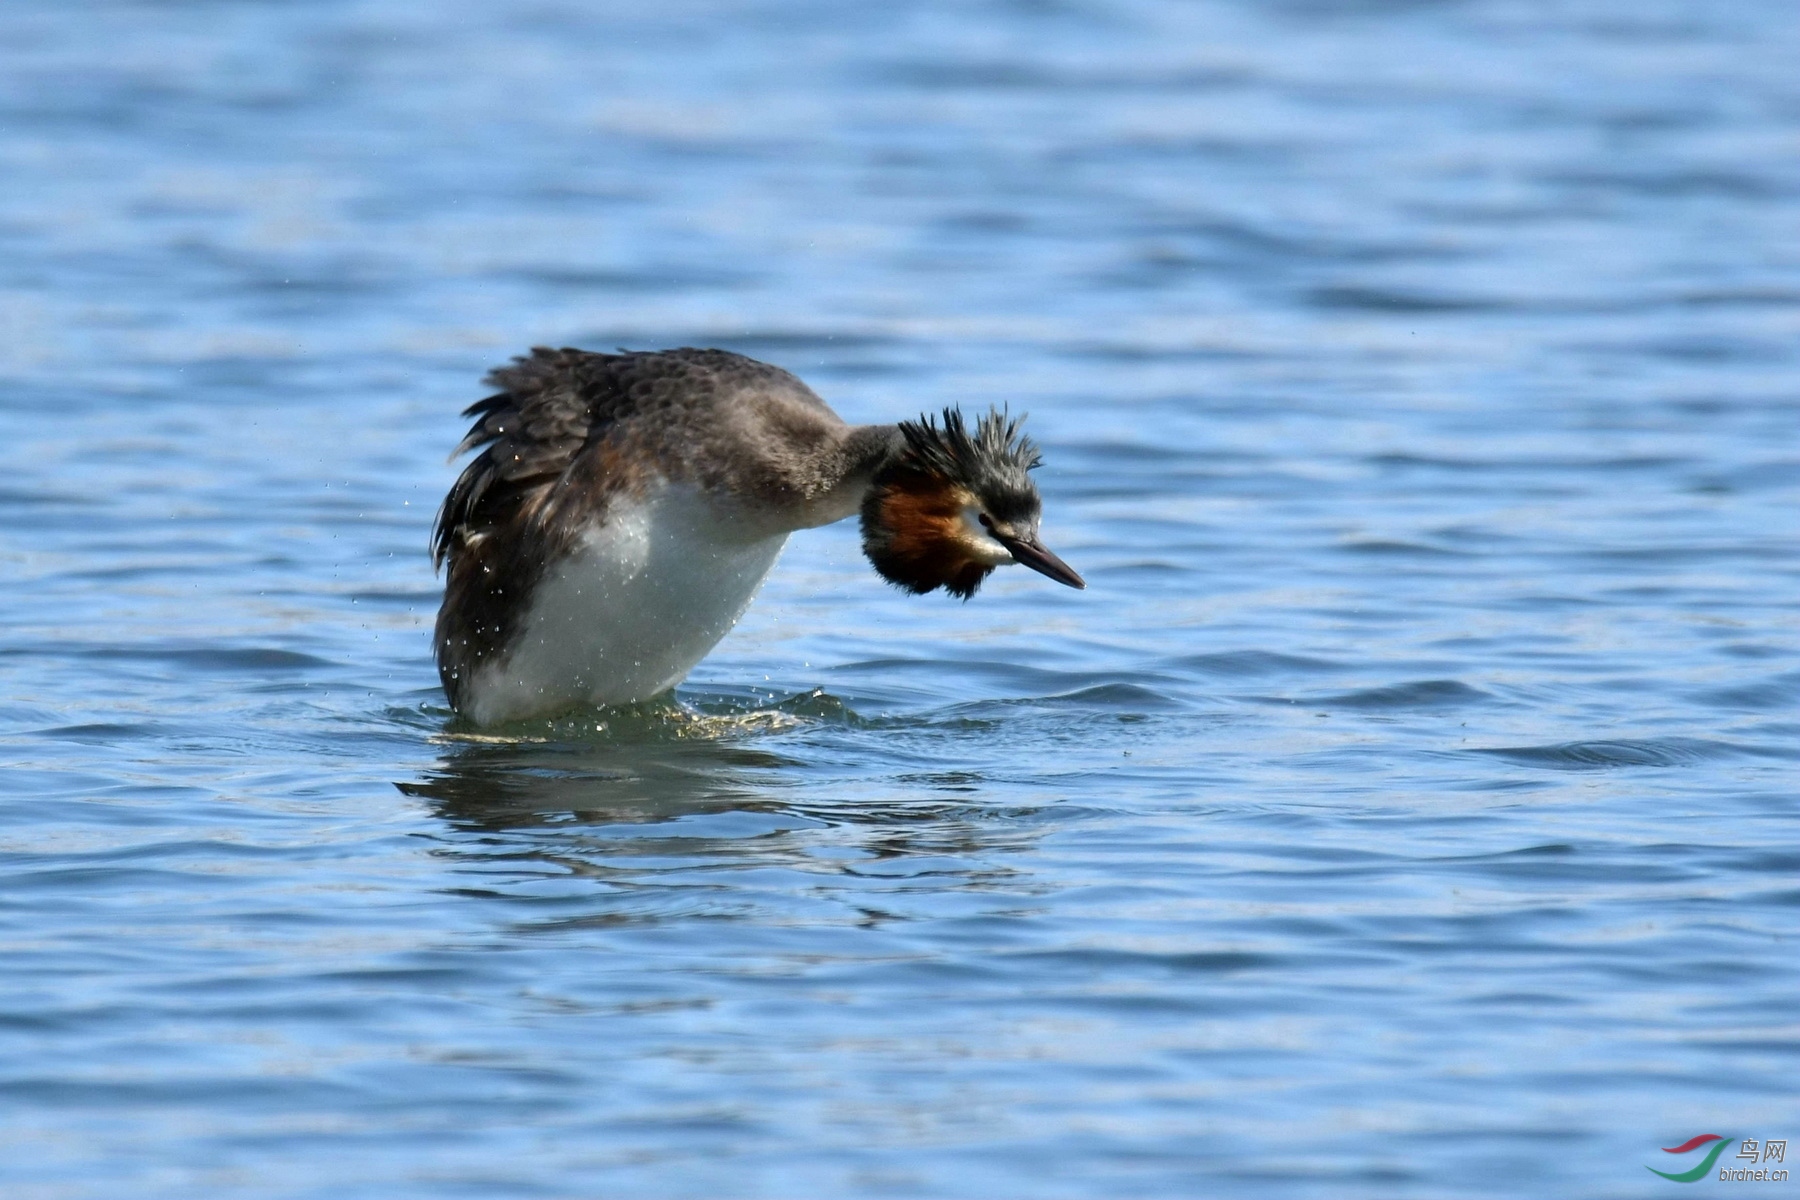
[{"x1": 1, "y1": 0, "x2": 1797, "y2": 1197}]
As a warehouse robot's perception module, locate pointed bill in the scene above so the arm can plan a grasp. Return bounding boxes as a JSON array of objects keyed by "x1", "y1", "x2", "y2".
[{"x1": 994, "y1": 532, "x2": 1086, "y2": 589}]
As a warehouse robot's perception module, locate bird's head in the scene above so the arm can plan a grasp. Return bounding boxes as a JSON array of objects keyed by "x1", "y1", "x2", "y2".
[{"x1": 860, "y1": 407, "x2": 1085, "y2": 599}]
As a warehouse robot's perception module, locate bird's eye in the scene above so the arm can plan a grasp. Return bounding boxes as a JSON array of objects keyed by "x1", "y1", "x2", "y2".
[{"x1": 978, "y1": 513, "x2": 994, "y2": 530}]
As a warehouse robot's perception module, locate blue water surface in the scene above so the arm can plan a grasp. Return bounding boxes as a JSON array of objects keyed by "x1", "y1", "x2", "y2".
[{"x1": 2, "y1": 1, "x2": 1797, "y2": 1196}]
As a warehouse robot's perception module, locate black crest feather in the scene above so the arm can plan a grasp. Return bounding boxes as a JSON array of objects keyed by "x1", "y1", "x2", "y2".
[{"x1": 897, "y1": 407, "x2": 1042, "y2": 486}]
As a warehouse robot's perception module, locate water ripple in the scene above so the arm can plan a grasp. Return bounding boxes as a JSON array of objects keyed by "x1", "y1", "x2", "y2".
[{"x1": 1, "y1": 1, "x2": 1796, "y2": 1197}]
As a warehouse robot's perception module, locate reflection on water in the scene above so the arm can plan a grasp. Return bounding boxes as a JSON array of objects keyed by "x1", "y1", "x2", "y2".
[
  {"x1": 405, "y1": 701, "x2": 809, "y2": 829},
  {"x1": 404, "y1": 694, "x2": 1050, "y2": 941}
]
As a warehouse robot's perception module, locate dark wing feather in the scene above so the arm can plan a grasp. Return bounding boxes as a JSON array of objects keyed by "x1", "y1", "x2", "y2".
[
  {"x1": 431, "y1": 347, "x2": 641, "y2": 708},
  {"x1": 431, "y1": 348, "x2": 620, "y2": 568}
]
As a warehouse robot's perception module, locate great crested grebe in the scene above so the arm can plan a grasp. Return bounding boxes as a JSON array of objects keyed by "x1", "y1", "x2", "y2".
[{"x1": 431, "y1": 347, "x2": 1084, "y2": 725}]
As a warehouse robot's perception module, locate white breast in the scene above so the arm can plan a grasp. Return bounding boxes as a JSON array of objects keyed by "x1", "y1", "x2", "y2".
[{"x1": 463, "y1": 483, "x2": 788, "y2": 724}]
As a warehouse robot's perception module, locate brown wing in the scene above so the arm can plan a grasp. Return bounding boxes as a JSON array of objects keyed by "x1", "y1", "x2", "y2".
[
  {"x1": 434, "y1": 347, "x2": 624, "y2": 570},
  {"x1": 431, "y1": 347, "x2": 655, "y2": 710},
  {"x1": 432, "y1": 345, "x2": 844, "y2": 571}
]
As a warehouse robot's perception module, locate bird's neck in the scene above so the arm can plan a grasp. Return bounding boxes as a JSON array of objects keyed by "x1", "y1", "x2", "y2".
[
  {"x1": 842, "y1": 423, "x2": 907, "y2": 480},
  {"x1": 785, "y1": 423, "x2": 905, "y2": 530}
]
